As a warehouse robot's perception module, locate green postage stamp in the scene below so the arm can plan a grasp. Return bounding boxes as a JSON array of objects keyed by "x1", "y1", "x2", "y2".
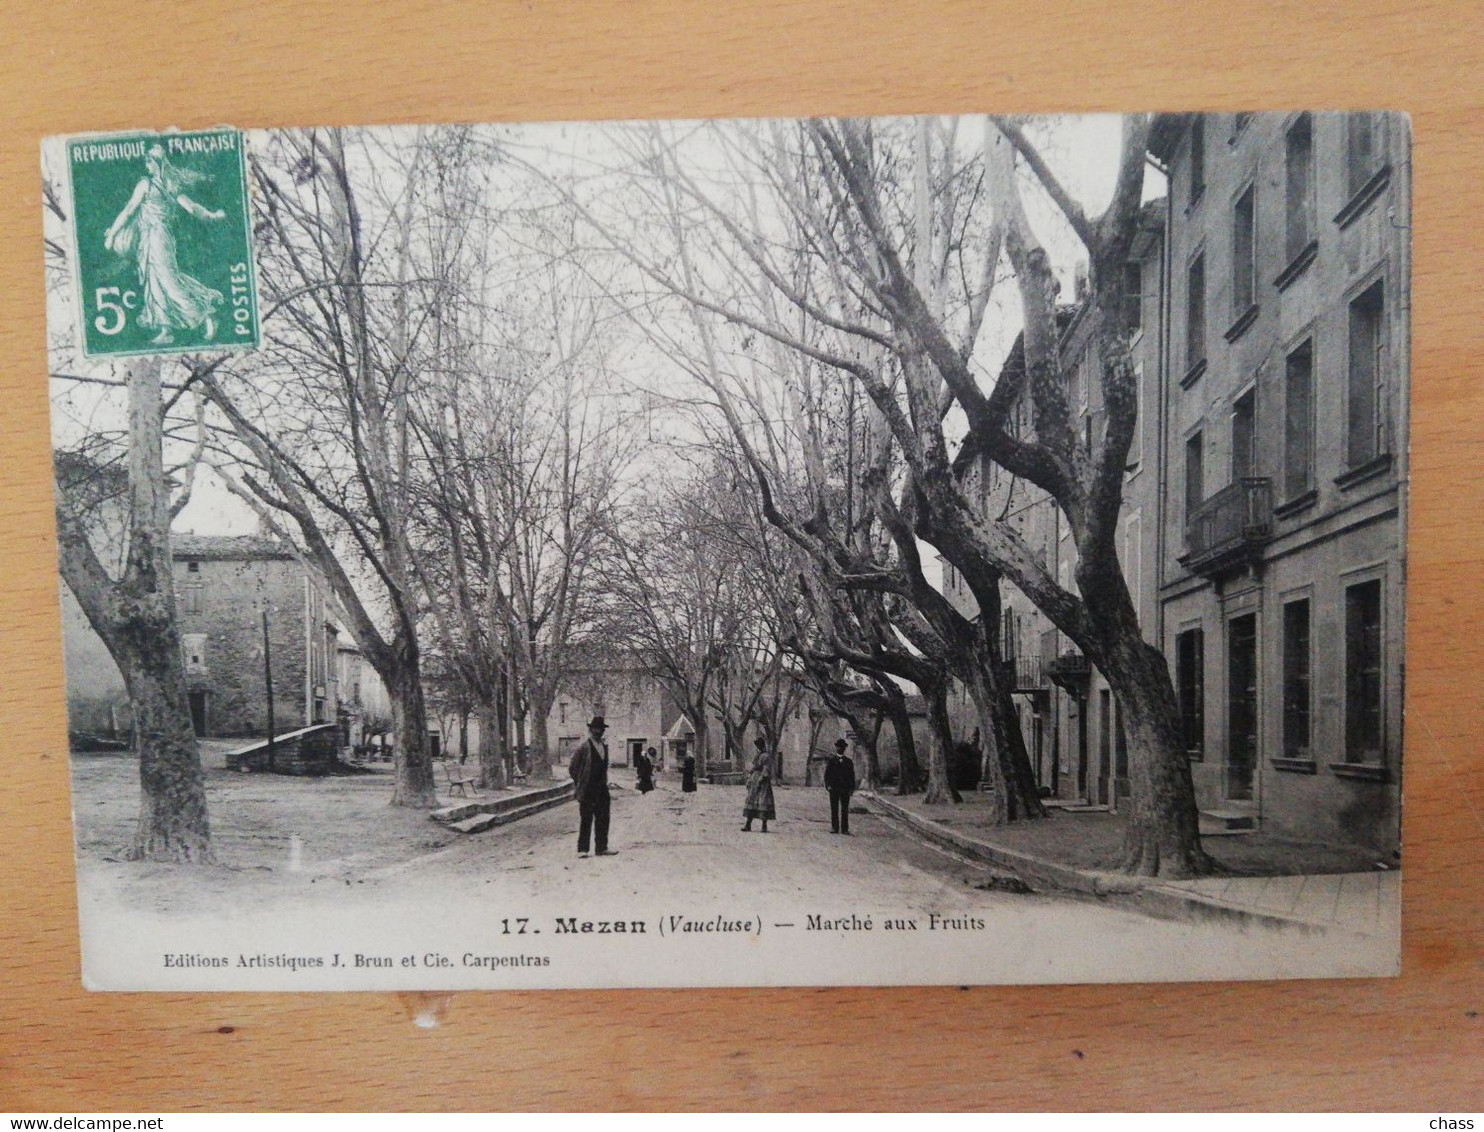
[{"x1": 65, "y1": 129, "x2": 259, "y2": 357}]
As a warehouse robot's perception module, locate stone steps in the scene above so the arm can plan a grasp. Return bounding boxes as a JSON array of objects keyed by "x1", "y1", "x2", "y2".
[{"x1": 431, "y1": 781, "x2": 575, "y2": 834}]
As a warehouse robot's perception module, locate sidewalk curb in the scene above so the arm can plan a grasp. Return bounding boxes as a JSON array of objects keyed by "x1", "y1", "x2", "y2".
[
  {"x1": 431, "y1": 781, "x2": 575, "y2": 833},
  {"x1": 859, "y1": 791, "x2": 1332, "y2": 935}
]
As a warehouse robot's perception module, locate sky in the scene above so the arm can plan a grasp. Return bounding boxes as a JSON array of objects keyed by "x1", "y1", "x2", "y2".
[{"x1": 44, "y1": 114, "x2": 1163, "y2": 542}]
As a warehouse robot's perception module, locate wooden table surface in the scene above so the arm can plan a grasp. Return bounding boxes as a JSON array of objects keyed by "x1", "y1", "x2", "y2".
[{"x1": 2, "y1": 1, "x2": 1480, "y2": 1112}]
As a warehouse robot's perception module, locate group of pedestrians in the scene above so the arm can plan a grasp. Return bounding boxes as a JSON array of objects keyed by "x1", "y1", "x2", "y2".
[{"x1": 566, "y1": 714, "x2": 859, "y2": 857}]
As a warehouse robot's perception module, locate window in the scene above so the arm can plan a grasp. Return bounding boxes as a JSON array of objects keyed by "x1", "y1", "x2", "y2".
[
  {"x1": 1345, "y1": 580, "x2": 1383, "y2": 763},
  {"x1": 1284, "y1": 114, "x2": 1315, "y2": 263},
  {"x1": 1070, "y1": 359, "x2": 1087, "y2": 411},
  {"x1": 1232, "y1": 390, "x2": 1257, "y2": 480},
  {"x1": 1122, "y1": 261, "x2": 1142, "y2": 334},
  {"x1": 1189, "y1": 118, "x2": 1206, "y2": 206},
  {"x1": 1282, "y1": 599, "x2": 1312, "y2": 760},
  {"x1": 1185, "y1": 431, "x2": 1204, "y2": 520},
  {"x1": 1284, "y1": 339, "x2": 1315, "y2": 499},
  {"x1": 1232, "y1": 185, "x2": 1256, "y2": 316},
  {"x1": 1175, "y1": 628, "x2": 1205, "y2": 756},
  {"x1": 1127, "y1": 363, "x2": 1143, "y2": 468},
  {"x1": 182, "y1": 585, "x2": 203, "y2": 615},
  {"x1": 1001, "y1": 607, "x2": 1017, "y2": 659},
  {"x1": 183, "y1": 633, "x2": 207, "y2": 671},
  {"x1": 558, "y1": 701, "x2": 568, "y2": 725},
  {"x1": 186, "y1": 560, "x2": 200, "y2": 573},
  {"x1": 1346, "y1": 113, "x2": 1382, "y2": 199},
  {"x1": 1186, "y1": 253, "x2": 1206, "y2": 373},
  {"x1": 1122, "y1": 512, "x2": 1142, "y2": 604},
  {"x1": 630, "y1": 702, "x2": 640, "y2": 727},
  {"x1": 1347, "y1": 280, "x2": 1386, "y2": 467}
]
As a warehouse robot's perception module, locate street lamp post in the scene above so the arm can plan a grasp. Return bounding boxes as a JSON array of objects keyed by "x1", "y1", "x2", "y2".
[{"x1": 262, "y1": 608, "x2": 276, "y2": 773}]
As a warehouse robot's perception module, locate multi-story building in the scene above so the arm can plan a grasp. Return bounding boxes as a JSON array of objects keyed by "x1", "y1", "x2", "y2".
[
  {"x1": 943, "y1": 112, "x2": 1408, "y2": 857},
  {"x1": 1151, "y1": 111, "x2": 1408, "y2": 852},
  {"x1": 547, "y1": 644, "x2": 818, "y2": 779},
  {"x1": 944, "y1": 202, "x2": 1167, "y2": 813},
  {"x1": 548, "y1": 646, "x2": 674, "y2": 770},
  {"x1": 63, "y1": 532, "x2": 388, "y2": 742},
  {"x1": 169, "y1": 534, "x2": 346, "y2": 737}
]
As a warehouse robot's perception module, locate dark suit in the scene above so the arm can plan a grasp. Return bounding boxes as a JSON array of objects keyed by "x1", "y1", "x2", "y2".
[
  {"x1": 568, "y1": 736, "x2": 611, "y2": 854},
  {"x1": 824, "y1": 752, "x2": 857, "y2": 834}
]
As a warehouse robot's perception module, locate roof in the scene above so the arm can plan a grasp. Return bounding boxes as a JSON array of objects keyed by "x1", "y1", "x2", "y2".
[
  {"x1": 1148, "y1": 112, "x2": 1191, "y2": 163},
  {"x1": 171, "y1": 534, "x2": 295, "y2": 562}
]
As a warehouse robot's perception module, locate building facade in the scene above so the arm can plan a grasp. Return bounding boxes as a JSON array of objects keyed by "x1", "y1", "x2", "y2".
[
  {"x1": 1151, "y1": 111, "x2": 1408, "y2": 852},
  {"x1": 171, "y1": 534, "x2": 356, "y2": 738},
  {"x1": 944, "y1": 203, "x2": 1167, "y2": 814},
  {"x1": 63, "y1": 532, "x2": 388, "y2": 742},
  {"x1": 547, "y1": 646, "x2": 818, "y2": 780},
  {"x1": 942, "y1": 112, "x2": 1408, "y2": 856}
]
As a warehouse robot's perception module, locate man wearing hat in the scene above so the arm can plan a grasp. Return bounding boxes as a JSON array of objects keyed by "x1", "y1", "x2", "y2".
[
  {"x1": 824, "y1": 738, "x2": 858, "y2": 835},
  {"x1": 568, "y1": 714, "x2": 617, "y2": 857}
]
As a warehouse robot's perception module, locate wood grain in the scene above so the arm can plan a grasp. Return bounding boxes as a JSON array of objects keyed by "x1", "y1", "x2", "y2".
[{"x1": 1, "y1": 0, "x2": 1480, "y2": 1112}]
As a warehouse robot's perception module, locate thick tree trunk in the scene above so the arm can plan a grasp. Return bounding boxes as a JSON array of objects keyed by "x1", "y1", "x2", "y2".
[
  {"x1": 387, "y1": 657, "x2": 438, "y2": 808},
  {"x1": 1094, "y1": 633, "x2": 1215, "y2": 877},
  {"x1": 963, "y1": 665, "x2": 1010, "y2": 824},
  {"x1": 529, "y1": 710, "x2": 553, "y2": 781},
  {"x1": 886, "y1": 703, "x2": 920, "y2": 795},
  {"x1": 57, "y1": 357, "x2": 213, "y2": 863},
  {"x1": 861, "y1": 711, "x2": 884, "y2": 790},
  {"x1": 514, "y1": 710, "x2": 528, "y2": 778},
  {"x1": 992, "y1": 676, "x2": 1046, "y2": 820},
  {"x1": 477, "y1": 703, "x2": 506, "y2": 789},
  {"x1": 921, "y1": 684, "x2": 960, "y2": 805},
  {"x1": 960, "y1": 650, "x2": 1046, "y2": 824},
  {"x1": 121, "y1": 635, "x2": 213, "y2": 862},
  {"x1": 692, "y1": 714, "x2": 711, "y2": 779}
]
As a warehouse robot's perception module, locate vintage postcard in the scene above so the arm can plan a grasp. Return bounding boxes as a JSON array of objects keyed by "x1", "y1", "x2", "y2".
[{"x1": 43, "y1": 111, "x2": 1408, "y2": 990}]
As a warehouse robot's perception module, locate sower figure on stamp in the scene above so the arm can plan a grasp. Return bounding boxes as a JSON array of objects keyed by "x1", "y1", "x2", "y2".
[
  {"x1": 824, "y1": 738, "x2": 857, "y2": 835},
  {"x1": 104, "y1": 144, "x2": 226, "y2": 346},
  {"x1": 741, "y1": 735, "x2": 776, "y2": 833},
  {"x1": 569, "y1": 715, "x2": 617, "y2": 857}
]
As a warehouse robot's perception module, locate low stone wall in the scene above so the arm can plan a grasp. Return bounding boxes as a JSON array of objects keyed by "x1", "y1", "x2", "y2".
[{"x1": 225, "y1": 724, "x2": 343, "y2": 775}]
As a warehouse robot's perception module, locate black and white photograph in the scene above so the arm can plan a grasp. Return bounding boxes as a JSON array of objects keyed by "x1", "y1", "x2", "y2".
[{"x1": 43, "y1": 110, "x2": 1410, "y2": 991}]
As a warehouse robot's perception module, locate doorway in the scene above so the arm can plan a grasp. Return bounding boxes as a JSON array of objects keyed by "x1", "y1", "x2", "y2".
[
  {"x1": 1074, "y1": 696, "x2": 1089, "y2": 802},
  {"x1": 188, "y1": 690, "x2": 208, "y2": 737},
  {"x1": 1097, "y1": 689, "x2": 1112, "y2": 807},
  {"x1": 1227, "y1": 612, "x2": 1258, "y2": 800}
]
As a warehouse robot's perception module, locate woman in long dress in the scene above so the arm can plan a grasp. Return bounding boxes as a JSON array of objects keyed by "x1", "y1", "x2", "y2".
[
  {"x1": 104, "y1": 144, "x2": 226, "y2": 346},
  {"x1": 681, "y1": 753, "x2": 697, "y2": 793},
  {"x1": 741, "y1": 736, "x2": 776, "y2": 833}
]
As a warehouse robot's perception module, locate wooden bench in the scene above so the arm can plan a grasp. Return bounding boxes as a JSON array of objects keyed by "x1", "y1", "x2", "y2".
[{"x1": 442, "y1": 759, "x2": 481, "y2": 797}]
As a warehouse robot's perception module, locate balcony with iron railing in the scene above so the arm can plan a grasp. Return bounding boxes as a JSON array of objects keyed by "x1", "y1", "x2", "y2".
[
  {"x1": 1046, "y1": 649, "x2": 1092, "y2": 692},
  {"x1": 1182, "y1": 476, "x2": 1274, "y2": 577},
  {"x1": 999, "y1": 654, "x2": 1046, "y2": 693}
]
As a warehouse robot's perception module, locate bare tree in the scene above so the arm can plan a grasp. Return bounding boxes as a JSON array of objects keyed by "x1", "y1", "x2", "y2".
[
  {"x1": 44, "y1": 167, "x2": 214, "y2": 863},
  {"x1": 578, "y1": 116, "x2": 1208, "y2": 874},
  {"x1": 53, "y1": 362, "x2": 215, "y2": 861},
  {"x1": 199, "y1": 126, "x2": 467, "y2": 808}
]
